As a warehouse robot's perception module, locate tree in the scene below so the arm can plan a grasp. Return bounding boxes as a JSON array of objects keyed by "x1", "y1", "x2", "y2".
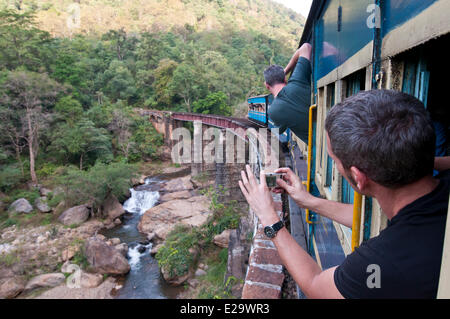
[
  {"x1": 170, "y1": 62, "x2": 205, "y2": 112},
  {"x1": 54, "y1": 95, "x2": 83, "y2": 125},
  {"x1": 49, "y1": 118, "x2": 112, "y2": 170},
  {"x1": 102, "y1": 60, "x2": 137, "y2": 103},
  {"x1": 0, "y1": 9, "x2": 52, "y2": 71},
  {"x1": 0, "y1": 70, "x2": 63, "y2": 184},
  {"x1": 108, "y1": 107, "x2": 134, "y2": 160},
  {"x1": 58, "y1": 162, "x2": 138, "y2": 211},
  {"x1": 152, "y1": 58, "x2": 178, "y2": 108},
  {"x1": 192, "y1": 91, "x2": 232, "y2": 116},
  {"x1": 0, "y1": 104, "x2": 26, "y2": 176}
]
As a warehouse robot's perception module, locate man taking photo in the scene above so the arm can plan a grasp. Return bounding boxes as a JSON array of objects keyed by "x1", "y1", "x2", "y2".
[{"x1": 239, "y1": 89, "x2": 450, "y2": 298}]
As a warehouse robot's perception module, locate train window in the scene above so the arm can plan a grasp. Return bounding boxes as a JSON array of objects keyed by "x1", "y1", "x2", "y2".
[
  {"x1": 340, "y1": 70, "x2": 366, "y2": 204},
  {"x1": 325, "y1": 83, "x2": 335, "y2": 187},
  {"x1": 399, "y1": 35, "x2": 449, "y2": 157}
]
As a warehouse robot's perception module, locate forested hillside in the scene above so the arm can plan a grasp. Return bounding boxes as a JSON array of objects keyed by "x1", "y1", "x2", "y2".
[
  {"x1": 21, "y1": 0, "x2": 304, "y2": 47},
  {"x1": 0, "y1": 0, "x2": 303, "y2": 221}
]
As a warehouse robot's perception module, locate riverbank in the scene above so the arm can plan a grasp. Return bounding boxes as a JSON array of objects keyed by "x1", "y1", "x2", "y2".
[
  {"x1": 0, "y1": 160, "x2": 243, "y2": 299},
  {"x1": 0, "y1": 161, "x2": 188, "y2": 298}
]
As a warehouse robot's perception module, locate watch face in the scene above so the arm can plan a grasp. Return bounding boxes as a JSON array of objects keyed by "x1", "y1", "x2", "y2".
[{"x1": 264, "y1": 226, "x2": 275, "y2": 238}]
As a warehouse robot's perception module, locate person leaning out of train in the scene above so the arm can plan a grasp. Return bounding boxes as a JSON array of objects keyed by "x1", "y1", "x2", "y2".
[
  {"x1": 239, "y1": 90, "x2": 450, "y2": 298},
  {"x1": 263, "y1": 43, "x2": 312, "y2": 144}
]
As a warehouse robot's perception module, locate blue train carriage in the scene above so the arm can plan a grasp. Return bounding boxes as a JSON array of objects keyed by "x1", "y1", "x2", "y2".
[
  {"x1": 247, "y1": 94, "x2": 291, "y2": 144},
  {"x1": 288, "y1": 0, "x2": 450, "y2": 297}
]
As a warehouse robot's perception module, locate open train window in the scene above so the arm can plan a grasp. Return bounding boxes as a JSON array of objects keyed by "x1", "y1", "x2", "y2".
[
  {"x1": 398, "y1": 35, "x2": 449, "y2": 156},
  {"x1": 324, "y1": 83, "x2": 335, "y2": 188},
  {"x1": 341, "y1": 69, "x2": 366, "y2": 204}
]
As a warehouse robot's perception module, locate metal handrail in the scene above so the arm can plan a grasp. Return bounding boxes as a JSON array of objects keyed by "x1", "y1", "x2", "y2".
[
  {"x1": 304, "y1": 104, "x2": 317, "y2": 224},
  {"x1": 351, "y1": 192, "x2": 363, "y2": 251}
]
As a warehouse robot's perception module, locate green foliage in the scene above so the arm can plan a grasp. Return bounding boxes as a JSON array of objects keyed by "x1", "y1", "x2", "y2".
[
  {"x1": 193, "y1": 91, "x2": 232, "y2": 116},
  {"x1": 0, "y1": 164, "x2": 24, "y2": 192},
  {"x1": 49, "y1": 118, "x2": 113, "y2": 169},
  {"x1": 0, "y1": 9, "x2": 52, "y2": 71},
  {"x1": 156, "y1": 224, "x2": 198, "y2": 278},
  {"x1": 54, "y1": 96, "x2": 84, "y2": 124},
  {"x1": 71, "y1": 240, "x2": 89, "y2": 270},
  {"x1": 10, "y1": 188, "x2": 40, "y2": 205},
  {"x1": 36, "y1": 162, "x2": 59, "y2": 178},
  {"x1": 156, "y1": 187, "x2": 242, "y2": 279},
  {"x1": 197, "y1": 248, "x2": 236, "y2": 299},
  {"x1": 0, "y1": 251, "x2": 20, "y2": 267},
  {"x1": 57, "y1": 161, "x2": 137, "y2": 208}
]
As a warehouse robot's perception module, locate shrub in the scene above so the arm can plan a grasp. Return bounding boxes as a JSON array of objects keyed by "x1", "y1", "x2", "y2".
[
  {"x1": 10, "y1": 189, "x2": 40, "y2": 205},
  {"x1": 57, "y1": 162, "x2": 138, "y2": 209},
  {"x1": 156, "y1": 224, "x2": 197, "y2": 278},
  {"x1": 0, "y1": 164, "x2": 24, "y2": 192}
]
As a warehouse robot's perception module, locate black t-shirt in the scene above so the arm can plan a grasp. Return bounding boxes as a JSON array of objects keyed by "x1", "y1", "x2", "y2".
[{"x1": 334, "y1": 173, "x2": 450, "y2": 298}]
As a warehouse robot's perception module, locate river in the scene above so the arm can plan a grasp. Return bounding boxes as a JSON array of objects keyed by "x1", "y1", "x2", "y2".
[{"x1": 100, "y1": 170, "x2": 189, "y2": 299}]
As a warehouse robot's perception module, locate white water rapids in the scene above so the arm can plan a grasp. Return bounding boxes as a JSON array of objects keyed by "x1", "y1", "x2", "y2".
[{"x1": 123, "y1": 178, "x2": 160, "y2": 215}]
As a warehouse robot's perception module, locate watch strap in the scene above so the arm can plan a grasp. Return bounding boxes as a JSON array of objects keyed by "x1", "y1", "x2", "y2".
[{"x1": 272, "y1": 220, "x2": 284, "y2": 232}]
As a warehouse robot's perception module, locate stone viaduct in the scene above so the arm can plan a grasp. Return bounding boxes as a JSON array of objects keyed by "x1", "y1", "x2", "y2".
[{"x1": 138, "y1": 108, "x2": 294, "y2": 299}]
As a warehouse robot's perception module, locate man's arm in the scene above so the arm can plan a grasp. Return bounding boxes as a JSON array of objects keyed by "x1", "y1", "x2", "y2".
[
  {"x1": 238, "y1": 165, "x2": 344, "y2": 299},
  {"x1": 435, "y1": 156, "x2": 450, "y2": 172},
  {"x1": 284, "y1": 43, "x2": 312, "y2": 75},
  {"x1": 274, "y1": 167, "x2": 353, "y2": 228}
]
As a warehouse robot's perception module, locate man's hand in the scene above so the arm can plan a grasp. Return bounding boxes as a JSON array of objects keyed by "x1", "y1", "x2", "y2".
[
  {"x1": 284, "y1": 43, "x2": 312, "y2": 74},
  {"x1": 273, "y1": 167, "x2": 315, "y2": 209},
  {"x1": 239, "y1": 165, "x2": 279, "y2": 227}
]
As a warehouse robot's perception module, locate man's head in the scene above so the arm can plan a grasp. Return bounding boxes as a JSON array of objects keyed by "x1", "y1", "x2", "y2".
[
  {"x1": 325, "y1": 89, "x2": 435, "y2": 191},
  {"x1": 263, "y1": 65, "x2": 286, "y2": 90}
]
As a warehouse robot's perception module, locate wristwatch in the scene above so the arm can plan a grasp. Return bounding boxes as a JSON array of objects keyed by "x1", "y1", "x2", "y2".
[{"x1": 264, "y1": 220, "x2": 284, "y2": 239}]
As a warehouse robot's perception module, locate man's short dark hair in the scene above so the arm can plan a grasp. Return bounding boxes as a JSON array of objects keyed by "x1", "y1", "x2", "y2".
[
  {"x1": 263, "y1": 65, "x2": 285, "y2": 86},
  {"x1": 325, "y1": 89, "x2": 436, "y2": 188}
]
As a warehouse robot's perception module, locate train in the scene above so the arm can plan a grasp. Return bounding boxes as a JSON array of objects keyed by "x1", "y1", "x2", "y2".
[
  {"x1": 247, "y1": 94, "x2": 291, "y2": 144},
  {"x1": 247, "y1": 0, "x2": 450, "y2": 298}
]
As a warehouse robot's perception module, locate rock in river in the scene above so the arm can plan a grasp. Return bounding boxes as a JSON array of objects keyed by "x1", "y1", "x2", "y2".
[
  {"x1": 137, "y1": 195, "x2": 212, "y2": 241},
  {"x1": 84, "y1": 238, "x2": 130, "y2": 275}
]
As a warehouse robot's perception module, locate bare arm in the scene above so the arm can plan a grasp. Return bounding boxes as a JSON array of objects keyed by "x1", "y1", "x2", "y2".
[
  {"x1": 284, "y1": 43, "x2": 312, "y2": 75},
  {"x1": 435, "y1": 156, "x2": 450, "y2": 172},
  {"x1": 275, "y1": 167, "x2": 353, "y2": 228},
  {"x1": 238, "y1": 166, "x2": 343, "y2": 299}
]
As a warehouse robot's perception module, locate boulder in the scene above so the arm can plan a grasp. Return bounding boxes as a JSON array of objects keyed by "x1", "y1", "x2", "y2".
[
  {"x1": 62, "y1": 246, "x2": 79, "y2": 261},
  {"x1": 115, "y1": 243, "x2": 128, "y2": 257},
  {"x1": 84, "y1": 238, "x2": 130, "y2": 275},
  {"x1": 58, "y1": 205, "x2": 90, "y2": 226},
  {"x1": 159, "y1": 190, "x2": 192, "y2": 202},
  {"x1": 8, "y1": 198, "x2": 33, "y2": 214},
  {"x1": 101, "y1": 194, "x2": 125, "y2": 221},
  {"x1": 24, "y1": 273, "x2": 65, "y2": 293},
  {"x1": 161, "y1": 266, "x2": 192, "y2": 286},
  {"x1": 213, "y1": 229, "x2": 232, "y2": 248},
  {"x1": 138, "y1": 195, "x2": 211, "y2": 241},
  {"x1": 160, "y1": 175, "x2": 194, "y2": 193},
  {"x1": 39, "y1": 187, "x2": 52, "y2": 197},
  {"x1": 80, "y1": 272, "x2": 103, "y2": 288},
  {"x1": 0, "y1": 277, "x2": 25, "y2": 299},
  {"x1": 35, "y1": 197, "x2": 51, "y2": 213},
  {"x1": 195, "y1": 268, "x2": 207, "y2": 277}
]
